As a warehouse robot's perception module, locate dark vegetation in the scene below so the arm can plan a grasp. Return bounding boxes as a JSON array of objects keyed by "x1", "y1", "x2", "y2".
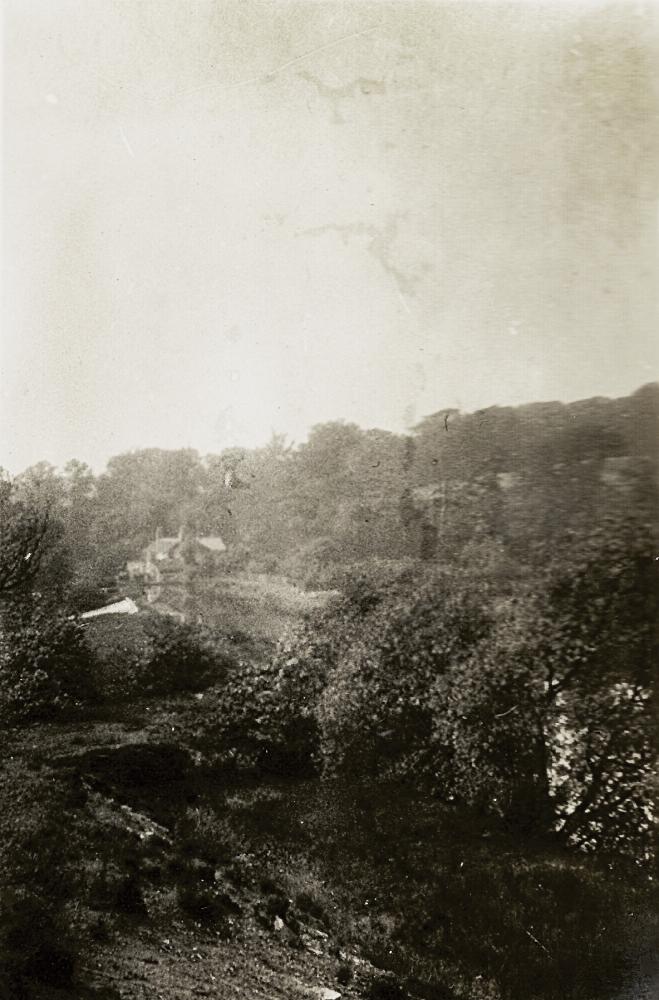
[
  {"x1": 6, "y1": 383, "x2": 657, "y2": 595},
  {"x1": 0, "y1": 385, "x2": 657, "y2": 999},
  {"x1": 88, "y1": 612, "x2": 233, "y2": 700}
]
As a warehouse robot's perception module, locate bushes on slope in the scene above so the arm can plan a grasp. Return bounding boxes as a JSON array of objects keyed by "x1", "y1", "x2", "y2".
[{"x1": 0, "y1": 601, "x2": 97, "y2": 723}]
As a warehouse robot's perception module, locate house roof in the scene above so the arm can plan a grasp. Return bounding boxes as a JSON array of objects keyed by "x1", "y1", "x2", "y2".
[{"x1": 81, "y1": 597, "x2": 139, "y2": 619}]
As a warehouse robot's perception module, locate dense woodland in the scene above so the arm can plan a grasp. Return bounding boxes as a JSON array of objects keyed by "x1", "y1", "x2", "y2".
[
  {"x1": 6, "y1": 382, "x2": 659, "y2": 602},
  {"x1": 0, "y1": 384, "x2": 658, "y2": 1000}
]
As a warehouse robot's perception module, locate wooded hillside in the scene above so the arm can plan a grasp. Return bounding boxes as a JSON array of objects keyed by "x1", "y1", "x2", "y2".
[{"x1": 7, "y1": 383, "x2": 657, "y2": 600}]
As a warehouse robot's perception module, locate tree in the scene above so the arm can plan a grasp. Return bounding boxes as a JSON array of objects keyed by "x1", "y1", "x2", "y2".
[
  {"x1": 61, "y1": 459, "x2": 95, "y2": 509},
  {"x1": 0, "y1": 476, "x2": 97, "y2": 720},
  {"x1": 0, "y1": 601, "x2": 97, "y2": 722},
  {"x1": 94, "y1": 448, "x2": 205, "y2": 552},
  {"x1": 432, "y1": 520, "x2": 658, "y2": 850},
  {"x1": 308, "y1": 566, "x2": 495, "y2": 779},
  {"x1": 0, "y1": 477, "x2": 58, "y2": 605},
  {"x1": 223, "y1": 435, "x2": 301, "y2": 560}
]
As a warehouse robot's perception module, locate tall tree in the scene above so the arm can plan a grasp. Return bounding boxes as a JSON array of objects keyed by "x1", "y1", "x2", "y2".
[{"x1": 0, "y1": 477, "x2": 59, "y2": 604}]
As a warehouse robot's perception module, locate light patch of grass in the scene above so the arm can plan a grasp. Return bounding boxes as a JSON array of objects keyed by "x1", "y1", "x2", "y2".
[{"x1": 159, "y1": 572, "x2": 336, "y2": 647}]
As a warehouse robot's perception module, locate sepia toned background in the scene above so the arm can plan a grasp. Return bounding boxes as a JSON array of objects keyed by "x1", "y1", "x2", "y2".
[{"x1": 1, "y1": 6, "x2": 658, "y2": 1000}]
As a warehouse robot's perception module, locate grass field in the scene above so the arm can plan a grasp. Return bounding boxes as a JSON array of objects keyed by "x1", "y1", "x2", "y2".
[{"x1": 154, "y1": 572, "x2": 336, "y2": 648}]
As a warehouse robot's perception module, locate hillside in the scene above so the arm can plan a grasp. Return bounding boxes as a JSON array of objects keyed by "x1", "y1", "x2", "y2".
[
  {"x1": 1, "y1": 385, "x2": 656, "y2": 1000},
  {"x1": 1, "y1": 706, "x2": 381, "y2": 1000},
  {"x1": 13, "y1": 384, "x2": 658, "y2": 602},
  {"x1": 4, "y1": 667, "x2": 656, "y2": 1000}
]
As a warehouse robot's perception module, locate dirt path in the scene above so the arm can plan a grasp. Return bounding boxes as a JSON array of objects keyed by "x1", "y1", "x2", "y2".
[{"x1": 83, "y1": 921, "x2": 360, "y2": 1000}]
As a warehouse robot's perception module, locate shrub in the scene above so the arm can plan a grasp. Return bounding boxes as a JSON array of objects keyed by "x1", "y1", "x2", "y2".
[
  {"x1": 431, "y1": 521, "x2": 659, "y2": 849},
  {"x1": 315, "y1": 569, "x2": 494, "y2": 780},
  {"x1": 207, "y1": 638, "x2": 325, "y2": 776},
  {"x1": 0, "y1": 767, "x2": 85, "y2": 997},
  {"x1": 0, "y1": 601, "x2": 97, "y2": 723},
  {"x1": 174, "y1": 806, "x2": 236, "y2": 865},
  {"x1": 336, "y1": 961, "x2": 353, "y2": 986},
  {"x1": 204, "y1": 565, "x2": 494, "y2": 781},
  {"x1": 113, "y1": 872, "x2": 148, "y2": 917},
  {"x1": 205, "y1": 521, "x2": 657, "y2": 853},
  {"x1": 140, "y1": 617, "x2": 226, "y2": 694},
  {"x1": 90, "y1": 614, "x2": 234, "y2": 701},
  {"x1": 65, "y1": 578, "x2": 114, "y2": 614},
  {"x1": 174, "y1": 849, "x2": 241, "y2": 934},
  {"x1": 430, "y1": 629, "x2": 558, "y2": 832},
  {"x1": 279, "y1": 537, "x2": 346, "y2": 590}
]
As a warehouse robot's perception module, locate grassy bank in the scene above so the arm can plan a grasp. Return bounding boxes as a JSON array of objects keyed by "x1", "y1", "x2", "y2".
[{"x1": 152, "y1": 571, "x2": 335, "y2": 651}]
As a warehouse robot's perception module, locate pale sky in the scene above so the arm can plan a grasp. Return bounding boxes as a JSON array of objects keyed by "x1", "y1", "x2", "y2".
[{"x1": 2, "y1": 0, "x2": 658, "y2": 473}]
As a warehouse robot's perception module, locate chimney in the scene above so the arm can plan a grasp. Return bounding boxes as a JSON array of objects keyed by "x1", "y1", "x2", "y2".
[{"x1": 155, "y1": 527, "x2": 162, "y2": 542}]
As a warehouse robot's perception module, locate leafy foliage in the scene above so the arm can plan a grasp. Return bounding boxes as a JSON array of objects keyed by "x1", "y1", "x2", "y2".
[
  {"x1": 10, "y1": 385, "x2": 658, "y2": 592},
  {"x1": 0, "y1": 477, "x2": 60, "y2": 602},
  {"x1": 315, "y1": 569, "x2": 494, "y2": 779},
  {"x1": 211, "y1": 521, "x2": 657, "y2": 854},
  {"x1": 135, "y1": 617, "x2": 230, "y2": 696},
  {"x1": 0, "y1": 602, "x2": 97, "y2": 723},
  {"x1": 0, "y1": 767, "x2": 85, "y2": 996},
  {"x1": 207, "y1": 646, "x2": 323, "y2": 777},
  {"x1": 86, "y1": 613, "x2": 233, "y2": 701}
]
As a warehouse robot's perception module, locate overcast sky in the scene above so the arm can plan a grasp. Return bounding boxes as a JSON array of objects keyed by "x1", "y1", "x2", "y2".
[{"x1": 2, "y1": 0, "x2": 658, "y2": 473}]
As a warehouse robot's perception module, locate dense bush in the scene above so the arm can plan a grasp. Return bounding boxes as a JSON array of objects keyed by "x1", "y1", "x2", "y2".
[
  {"x1": 211, "y1": 523, "x2": 657, "y2": 854},
  {"x1": 278, "y1": 536, "x2": 348, "y2": 590},
  {"x1": 201, "y1": 567, "x2": 418, "y2": 773},
  {"x1": 430, "y1": 626, "x2": 552, "y2": 831},
  {"x1": 136, "y1": 616, "x2": 230, "y2": 696},
  {"x1": 65, "y1": 578, "x2": 117, "y2": 614},
  {"x1": 207, "y1": 648, "x2": 323, "y2": 776},
  {"x1": 0, "y1": 601, "x2": 97, "y2": 723},
  {"x1": 430, "y1": 523, "x2": 658, "y2": 849},
  {"x1": 0, "y1": 767, "x2": 85, "y2": 997},
  {"x1": 316, "y1": 569, "x2": 494, "y2": 780},
  {"x1": 204, "y1": 564, "x2": 491, "y2": 779},
  {"x1": 88, "y1": 613, "x2": 234, "y2": 701},
  {"x1": 0, "y1": 479, "x2": 62, "y2": 602}
]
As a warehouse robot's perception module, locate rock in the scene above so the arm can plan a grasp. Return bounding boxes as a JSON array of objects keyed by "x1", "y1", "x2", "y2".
[
  {"x1": 312, "y1": 990, "x2": 341, "y2": 1000},
  {"x1": 274, "y1": 915, "x2": 285, "y2": 931}
]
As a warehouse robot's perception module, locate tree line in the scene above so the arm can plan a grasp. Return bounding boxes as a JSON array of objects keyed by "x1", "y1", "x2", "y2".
[{"x1": 3, "y1": 382, "x2": 656, "y2": 602}]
